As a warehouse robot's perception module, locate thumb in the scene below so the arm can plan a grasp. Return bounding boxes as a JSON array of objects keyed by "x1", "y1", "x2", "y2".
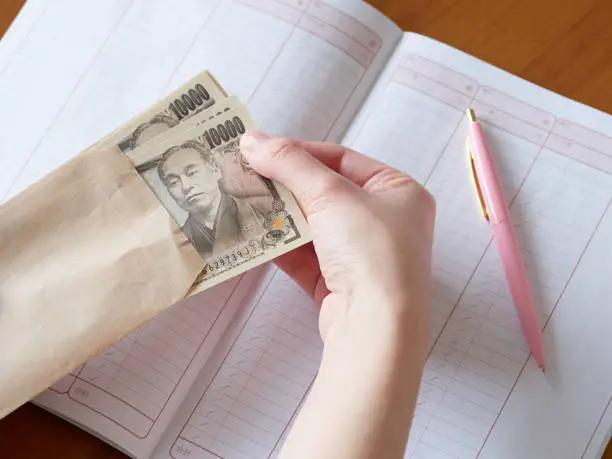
[{"x1": 240, "y1": 132, "x2": 349, "y2": 214}]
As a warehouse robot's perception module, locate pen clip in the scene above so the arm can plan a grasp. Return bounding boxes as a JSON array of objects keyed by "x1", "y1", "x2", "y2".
[{"x1": 467, "y1": 138, "x2": 490, "y2": 222}]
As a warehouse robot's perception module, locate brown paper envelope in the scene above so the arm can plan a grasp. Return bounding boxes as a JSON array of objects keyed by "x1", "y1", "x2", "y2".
[{"x1": 0, "y1": 146, "x2": 203, "y2": 418}]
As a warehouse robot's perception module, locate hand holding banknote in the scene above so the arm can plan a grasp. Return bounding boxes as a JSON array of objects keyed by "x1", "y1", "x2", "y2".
[
  {"x1": 240, "y1": 133, "x2": 436, "y2": 459},
  {"x1": 0, "y1": 71, "x2": 311, "y2": 418},
  {"x1": 95, "y1": 72, "x2": 310, "y2": 294}
]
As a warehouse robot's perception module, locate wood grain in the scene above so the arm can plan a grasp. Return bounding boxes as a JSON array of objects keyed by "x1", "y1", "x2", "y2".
[{"x1": 0, "y1": 0, "x2": 610, "y2": 458}]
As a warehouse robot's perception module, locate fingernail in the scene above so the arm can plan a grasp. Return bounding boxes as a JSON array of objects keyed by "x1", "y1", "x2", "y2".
[{"x1": 240, "y1": 131, "x2": 269, "y2": 155}]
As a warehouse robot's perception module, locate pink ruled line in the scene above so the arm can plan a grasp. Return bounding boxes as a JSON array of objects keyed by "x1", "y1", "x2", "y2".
[
  {"x1": 68, "y1": 380, "x2": 154, "y2": 439},
  {"x1": 473, "y1": 357, "x2": 529, "y2": 457},
  {"x1": 556, "y1": 117, "x2": 612, "y2": 147},
  {"x1": 392, "y1": 68, "x2": 472, "y2": 109},
  {"x1": 160, "y1": 309, "x2": 211, "y2": 337},
  {"x1": 297, "y1": 15, "x2": 374, "y2": 67},
  {"x1": 74, "y1": 371, "x2": 162, "y2": 415},
  {"x1": 237, "y1": 0, "x2": 381, "y2": 68},
  {"x1": 473, "y1": 99, "x2": 552, "y2": 134},
  {"x1": 47, "y1": 376, "x2": 75, "y2": 395},
  {"x1": 475, "y1": 196, "x2": 612, "y2": 457},
  {"x1": 235, "y1": 0, "x2": 304, "y2": 25},
  {"x1": 399, "y1": 54, "x2": 478, "y2": 97},
  {"x1": 138, "y1": 326, "x2": 192, "y2": 360},
  {"x1": 240, "y1": 0, "x2": 381, "y2": 142},
  {"x1": 422, "y1": 101, "x2": 556, "y2": 459},
  {"x1": 429, "y1": 350, "x2": 519, "y2": 397},
  {"x1": 171, "y1": 272, "x2": 278, "y2": 457},
  {"x1": 581, "y1": 396, "x2": 612, "y2": 458},
  {"x1": 307, "y1": 0, "x2": 382, "y2": 52},
  {"x1": 129, "y1": 341, "x2": 184, "y2": 373},
  {"x1": 90, "y1": 353, "x2": 176, "y2": 393},
  {"x1": 486, "y1": 120, "x2": 546, "y2": 152},
  {"x1": 62, "y1": 278, "x2": 242, "y2": 438},
  {"x1": 551, "y1": 132, "x2": 612, "y2": 159},
  {"x1": 545, "y1": 135, "x2": 612, "y2": 175},
  {"x1": 267, "y1": 380, "x2": 314, "y2": 458},
  {"x1": 172, "y1": 273, "x2": 322, "y2": 459},
  {"x1": 420, "y1": 400, "x2": 490, "y2": 439},
  {"x1": 172, "y1": 437, "x2": 223, "y2": 459},
  {"x1": 477, "y1": 86, "x2": 555, "y2": 128},
  {"x1": 240, "y1": 334, "x2": 318, "y2": 372}
]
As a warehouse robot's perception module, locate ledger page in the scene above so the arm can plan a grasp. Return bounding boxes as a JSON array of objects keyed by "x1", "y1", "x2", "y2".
[
  {"x1": 153, "y1": 31, "x2": 612, "y2": 459},
  {"x1": 1, "y1": 0, "x2": 402, "y2": 203},
  {"x1": 35, "y1": 271, "x2": 266, "y2": 458},
  {"x1": 152, "y1": 266, "x2": 322, "y2": 459},
  {"x1": 0, "y1": 0, "x2": 401, "y2": 456},
  {"x1": 0, "y1": 0, "x2": 43, "y2": 75},
  {"x1": 343, "y1": 33, "x2": 612, "y2": 459}
]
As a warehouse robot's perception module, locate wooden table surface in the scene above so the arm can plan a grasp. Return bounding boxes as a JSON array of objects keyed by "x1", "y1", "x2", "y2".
[{"x1": 1, "y1": 0, "x2": 611, "y2": 458}]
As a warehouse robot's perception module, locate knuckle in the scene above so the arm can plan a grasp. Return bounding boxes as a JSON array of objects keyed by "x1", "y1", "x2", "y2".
[
  {"x1": 300, "y1": 192, "x2": 332, "y2": 216},
  {"x1": 317, "y1": 173, "x2": 344, "y2": 194},
  {"x1": 407, "y1": 182, "x2": 435, "y2": 212},
  {"x1": 388, "y1": 174, "x2": 435, "y2": 215},
  {"x1": 364, "y1": 167, "x2": 412, "y2": 193},
  {"x1": 302, "y1": 174, "x2": 354, "y2": 215},
  {"x1": 268, "y1": 138, "x2": 303, "y2": 161},
  {"x1": 301, "y1": 175, "x2": 345, "y2": 213},
  {"x1": 414, "y1": 185, "x2": 436, "y2": 229},
  {"x1": 418, "y1": 185, "x2": 436, "y2": 212}
]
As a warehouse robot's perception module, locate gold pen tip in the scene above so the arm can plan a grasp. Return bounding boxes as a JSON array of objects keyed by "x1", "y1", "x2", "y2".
[
  {"x1": 466, "y1": 108, "x2": 476, "y2": 122},
  {"x1": 539, "y1": 364, "x2": 546, "y2": 372}
]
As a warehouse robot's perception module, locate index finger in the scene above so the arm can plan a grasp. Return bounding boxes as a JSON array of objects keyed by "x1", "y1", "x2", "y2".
[{"x1": 299, "y1": 141, "x2": 393, "y2": 187}]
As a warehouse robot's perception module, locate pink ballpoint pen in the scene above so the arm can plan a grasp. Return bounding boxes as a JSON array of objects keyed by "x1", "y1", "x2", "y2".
[{"x1": 466, "y1": 108, "x2": 546, "y2": 371}]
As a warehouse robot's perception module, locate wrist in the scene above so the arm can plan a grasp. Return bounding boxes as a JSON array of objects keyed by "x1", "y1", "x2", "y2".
[
  {"x1": 323, "y1": 283, "x2": 429, "y2": 369},
  {"x1": 354, "y1": 276, "x2": 430, "y2": 331},
  {"x1": 308, "y1": 288, "x2": 428, "y2": 459}
]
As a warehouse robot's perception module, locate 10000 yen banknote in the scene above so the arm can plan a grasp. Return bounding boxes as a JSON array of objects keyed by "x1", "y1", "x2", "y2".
[
  {"x1": 127, "y1": 99, "x2": 310, "y2": 292},
  {"x1": 96, "y1": 70, "x2": 227, "y2": 152}
]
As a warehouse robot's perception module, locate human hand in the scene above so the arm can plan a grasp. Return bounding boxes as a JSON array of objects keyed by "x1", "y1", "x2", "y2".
[
  {"x1": 240, "y1": 133, "x2": 435, "y2": 342},
  {"x1": 240, "y1": 133, "x2": 436, "y2": 459}
]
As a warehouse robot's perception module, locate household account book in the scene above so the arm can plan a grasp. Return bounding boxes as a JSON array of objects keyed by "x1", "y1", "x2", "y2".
[{"x1": 1, "y1": 0, "x2": 611, "y2": 458}]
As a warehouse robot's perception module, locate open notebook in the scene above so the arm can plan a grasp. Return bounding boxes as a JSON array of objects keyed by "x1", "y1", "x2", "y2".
[{"x1": 1, "y1": 0, "x2": 611, "y2": 458}]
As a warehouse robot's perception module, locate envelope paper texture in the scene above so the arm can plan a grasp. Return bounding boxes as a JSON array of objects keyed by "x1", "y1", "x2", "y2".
[{"x1": 0, "y1": 147, "x2": 204, "y2": 418}]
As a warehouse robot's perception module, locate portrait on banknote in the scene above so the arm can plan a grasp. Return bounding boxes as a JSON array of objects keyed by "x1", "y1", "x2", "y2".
[
  {"x1": 126, "y1": 101, "x2": 309, "y2": 289},
  {"x1": 156, "y1": 139, "x2": 275, "y2": 257}
]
